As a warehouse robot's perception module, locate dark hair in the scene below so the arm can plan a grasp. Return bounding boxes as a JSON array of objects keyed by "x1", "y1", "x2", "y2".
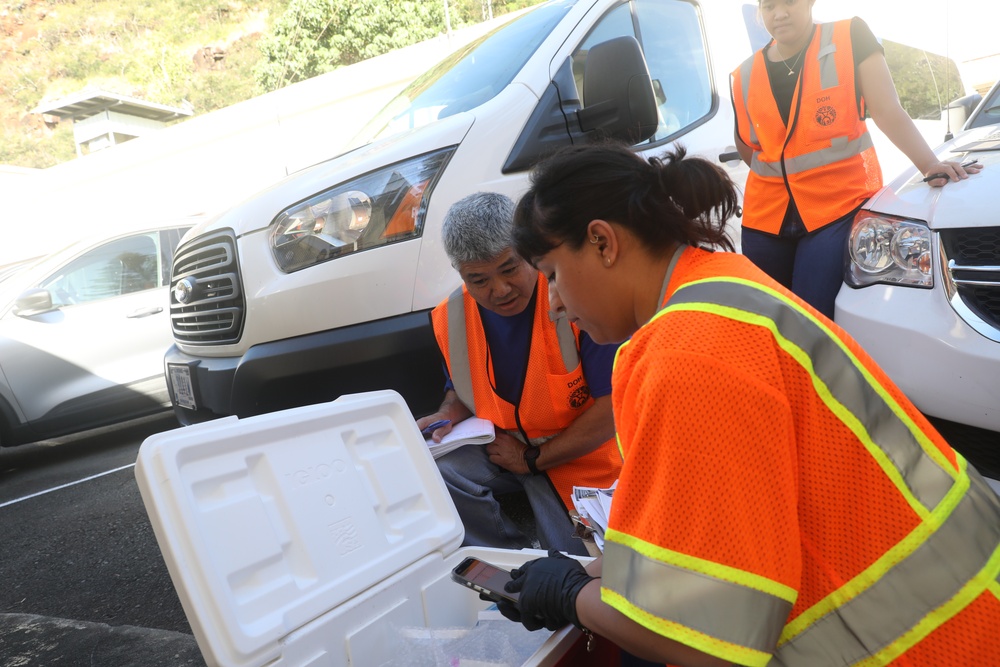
[{"x1": 512, "y1": 142, "x2": 740, "y2": 262}]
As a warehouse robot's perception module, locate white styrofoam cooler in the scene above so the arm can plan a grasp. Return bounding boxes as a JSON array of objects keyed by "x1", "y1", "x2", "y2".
[{"x1": 135, "y1": 389, "x2": 583, "y2": 667}]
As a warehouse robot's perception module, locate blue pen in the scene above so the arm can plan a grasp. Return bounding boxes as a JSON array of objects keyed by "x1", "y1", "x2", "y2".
[{"x1": 421, "y1": 419, "x2": 451, "y2": 437}]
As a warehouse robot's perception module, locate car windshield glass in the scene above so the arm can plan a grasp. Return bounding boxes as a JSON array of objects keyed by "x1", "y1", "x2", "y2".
[{"x1": 350, "y1": 0, "x2": 575, "y2": 148}]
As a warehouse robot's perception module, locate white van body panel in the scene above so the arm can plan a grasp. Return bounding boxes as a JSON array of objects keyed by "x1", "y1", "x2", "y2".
[{"x1": 165, "y1": 0, "x2": 761, "y2": 422}]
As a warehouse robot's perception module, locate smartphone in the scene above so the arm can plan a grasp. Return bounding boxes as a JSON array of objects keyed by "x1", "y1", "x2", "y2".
[{"x1": 451, "y1": 556, "x2": 520, "y2": 605}]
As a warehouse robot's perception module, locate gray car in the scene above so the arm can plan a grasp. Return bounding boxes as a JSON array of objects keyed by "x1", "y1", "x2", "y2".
[{"x1": 0, "y1": 221, "x2": 193, "y2": 447}]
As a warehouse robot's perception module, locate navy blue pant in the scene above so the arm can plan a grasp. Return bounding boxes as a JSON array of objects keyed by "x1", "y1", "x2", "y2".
[{"x1": 740, "y1": 212, "x2": 853, "y2": 320}]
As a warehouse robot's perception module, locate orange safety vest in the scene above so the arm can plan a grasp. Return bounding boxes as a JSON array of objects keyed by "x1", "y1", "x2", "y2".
[
  {"x1": 430, "y1": 277, "x2": 621, "y2": 510},
  {"x1": 731, "y1": 20, "x2": 883, "y2": 234},
  {"x1": 604, "y1": 246, "x2": 1000, "y2": 666}
]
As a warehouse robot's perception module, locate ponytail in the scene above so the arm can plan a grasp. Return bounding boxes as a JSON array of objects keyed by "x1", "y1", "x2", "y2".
[{"x1": 513, "y1": 141, "x2": 740, "y2": 262}]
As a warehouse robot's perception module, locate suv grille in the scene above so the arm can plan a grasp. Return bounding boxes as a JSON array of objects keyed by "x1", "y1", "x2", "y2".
[
  {"x1": 170, "y1": 229, "x2": 244, "y2": 344},
  {"x1": 941, "y1": 228, "x2": 1000, "y2": 336}
]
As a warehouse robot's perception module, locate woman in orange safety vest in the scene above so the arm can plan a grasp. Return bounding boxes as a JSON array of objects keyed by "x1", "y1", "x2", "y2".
[
  {"x1": 731, "y1": 0, "x2": 980, "y2": 319},
  {"x1": 492, "y1": 141, "x2": 1000, "y2": 667}
]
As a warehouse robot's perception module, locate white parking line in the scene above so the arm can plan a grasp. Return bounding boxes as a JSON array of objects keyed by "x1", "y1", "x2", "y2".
[{"x1": 0, "y1": 463, "x2": 136, "y2": 509}]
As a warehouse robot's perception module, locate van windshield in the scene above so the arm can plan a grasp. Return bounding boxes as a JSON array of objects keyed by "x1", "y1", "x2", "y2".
[{"x1": 350, "y1": 0, "x2": 575, "y2": 148}]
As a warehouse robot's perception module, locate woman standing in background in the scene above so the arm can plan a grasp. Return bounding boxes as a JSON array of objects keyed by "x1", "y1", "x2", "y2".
[{"x1": 731, "y1": 0, "x2": 981, "y2": 318}]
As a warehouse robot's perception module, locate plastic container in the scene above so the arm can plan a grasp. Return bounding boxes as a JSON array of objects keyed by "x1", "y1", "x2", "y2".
[{"x1": 135, "y1": 390, "x2": 588, "y2": 667}]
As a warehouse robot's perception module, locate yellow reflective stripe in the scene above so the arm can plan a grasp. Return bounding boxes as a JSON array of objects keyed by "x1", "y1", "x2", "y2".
[
  {"x1": 611, "y1": 341, "x2": 630, "y2": 459},
  {"x1": 602, "y1": 529, "x2": 794, "y2": 659},
  {"x1": 667, "y1": 300, "x2": 928, "y2": 518},
  {"x1": 661, "y1": 277, "x2": 960, "y2": 506},
  {"x1": 601, "y1": 587, "x2": 773, "y2": 667},
  {"x1": 853, "y1": 538, "x2": 1000, "y2": 667},
  {"x1": 780, "y1": 460, "x2": 969, "y2": 642},
  {"x1": 606, "y1": 527, "x2": 798, "y2": 603}
]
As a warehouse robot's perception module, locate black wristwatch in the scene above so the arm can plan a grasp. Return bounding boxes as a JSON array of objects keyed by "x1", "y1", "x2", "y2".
[{"x1": 524, "y1": 446, "x2": 542, "y2": 476}]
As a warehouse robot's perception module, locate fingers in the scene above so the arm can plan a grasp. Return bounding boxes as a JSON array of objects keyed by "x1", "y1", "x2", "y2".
[{"x1": 923, "y1": 160, "x2": 982, "y2": 187}]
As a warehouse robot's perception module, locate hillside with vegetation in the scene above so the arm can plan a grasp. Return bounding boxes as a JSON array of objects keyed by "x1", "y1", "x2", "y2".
[
  {"x1": 0, "y1": 0, "x2": 962, "y2": 169},
  {"x1": 0, "y1": 0, "x2": 542, "y2": 168}
]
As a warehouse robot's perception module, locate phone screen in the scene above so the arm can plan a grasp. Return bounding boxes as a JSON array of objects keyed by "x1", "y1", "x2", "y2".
[{"x1": 452, "y1": 557, "x2": 519, "y2": 603}]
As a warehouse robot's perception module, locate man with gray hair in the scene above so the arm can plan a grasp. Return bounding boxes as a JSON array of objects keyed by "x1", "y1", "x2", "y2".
[{"x1": 417, "y1": 191, "x2": 621, "y2": 555}]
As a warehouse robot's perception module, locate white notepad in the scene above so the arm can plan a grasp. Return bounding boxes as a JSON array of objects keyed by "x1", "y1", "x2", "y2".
[{"x1": 427, "y1": 417, "x2": 496, "y2": 459}]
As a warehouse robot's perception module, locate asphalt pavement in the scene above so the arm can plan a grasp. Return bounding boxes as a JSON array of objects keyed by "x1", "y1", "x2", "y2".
[{"x1": 0, "y1": 613, "x2": 204, "y2": 666}]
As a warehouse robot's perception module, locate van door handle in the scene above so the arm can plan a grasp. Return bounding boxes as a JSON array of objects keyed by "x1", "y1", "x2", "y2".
[
  {"x1": 719, "y1": 151, "x2": 741, "y2": 163},
  {"x1": 127, "y1": 306, "x2": 163, "y2": 318}
]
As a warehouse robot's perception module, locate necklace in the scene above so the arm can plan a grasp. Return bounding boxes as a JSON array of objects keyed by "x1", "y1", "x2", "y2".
[{"x1": 775, "y1": 45, "x2": 804, "y2": 77}]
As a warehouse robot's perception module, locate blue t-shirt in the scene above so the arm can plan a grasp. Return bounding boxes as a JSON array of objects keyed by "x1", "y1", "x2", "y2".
[{"x1": 443, "y1": 290, "x2": 617, "y2": 405}]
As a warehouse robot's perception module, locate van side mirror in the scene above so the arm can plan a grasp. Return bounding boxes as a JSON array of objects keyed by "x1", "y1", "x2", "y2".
[
  {"x1": 502, "y1": 35, "x2": 658, "y2": 174},
  {"x1": 575, "y1": 36, "x2": 658, "y2": 144},
  {"x1": 14, "y1": 288, "x2": 55, "y2": 317},
  {"x1": 945, "y1": 92, "x2": 983, "y2": 132}
]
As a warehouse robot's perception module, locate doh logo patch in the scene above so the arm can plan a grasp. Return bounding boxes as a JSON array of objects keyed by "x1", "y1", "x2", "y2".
[
  {"x1": 816, "y1": 105, "x2": 836, "y2": 126},
  {"x1": 569, "y1": 385, "x2": 591, "y2": 409}
]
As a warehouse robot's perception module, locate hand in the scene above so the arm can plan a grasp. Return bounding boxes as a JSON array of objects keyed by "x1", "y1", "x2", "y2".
[
  {"x1": 503, "y1": 550, "x2": 595, "y2": 632},
  {"x1": 480, "y1": 592, "x2": 545, "y2": 630},
  {"x1": 922, "y1": 159, "x2": 982, "y2": 187},
  {"x1": 416, "y1": 412, "x2": 454, "y2": 442},
  {"x1": 486, "y1": 431, "x2": 531, "y2": 474}
]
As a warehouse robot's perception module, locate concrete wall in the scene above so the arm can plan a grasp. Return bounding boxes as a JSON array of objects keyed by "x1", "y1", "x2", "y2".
[{"x1": 0, "y1": 18, "x2": 510, "y2": 266}]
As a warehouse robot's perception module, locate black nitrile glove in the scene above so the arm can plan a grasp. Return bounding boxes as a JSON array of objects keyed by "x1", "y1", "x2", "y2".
[
  {"x1": 480, "y1": 592, "x2": 546, "y2": 631},
  {"x1": 503, "y1": 549, "x2": 595, "y2": 631}
]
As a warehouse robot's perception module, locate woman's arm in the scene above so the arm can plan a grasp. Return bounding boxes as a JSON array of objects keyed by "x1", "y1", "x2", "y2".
[{"x1": 859, "y1": 51, "x2": 982, "y2": 186}]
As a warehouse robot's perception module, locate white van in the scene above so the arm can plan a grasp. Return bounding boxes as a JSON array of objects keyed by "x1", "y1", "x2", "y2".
[{"x1": 164, "y1": 0, "x2": 766, "y2": 424}]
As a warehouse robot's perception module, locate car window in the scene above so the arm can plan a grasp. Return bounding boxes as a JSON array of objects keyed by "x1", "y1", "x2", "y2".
[
  {"x1": 570, "y1": 0, "x2": 721, "y2": 144},
  {"x1": 351, "y1": 0, "x2": 575, "y2": 147},
  {"x1": 40, "y1": 232, "x2": 160, "y2": 307}
]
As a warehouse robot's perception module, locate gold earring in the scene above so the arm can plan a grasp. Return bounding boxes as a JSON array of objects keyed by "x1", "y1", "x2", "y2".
[{"x1": 605, "y1": 257, "x2": 612, "y2": 267}]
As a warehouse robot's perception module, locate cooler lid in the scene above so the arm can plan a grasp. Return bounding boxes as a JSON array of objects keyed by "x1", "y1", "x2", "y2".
[{"x1": 135, "y1": 390, "x2": 465, "y2": 667}]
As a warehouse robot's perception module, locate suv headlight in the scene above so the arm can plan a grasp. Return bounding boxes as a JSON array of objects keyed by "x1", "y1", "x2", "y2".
[
  {"x1": 269, "y1": 147, "x2": 455, "y2": 272},
  {"x1": 845, "y1": 211, "x2": 933, "y2": 288}
]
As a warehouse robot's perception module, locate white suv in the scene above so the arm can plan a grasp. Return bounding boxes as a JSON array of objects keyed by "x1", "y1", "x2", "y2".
[
  {"x1": 163, "y1": 0, "x2": 762, "y2": 426},
  {"x1": 836, "y1": 79, "x2": 1000, "y2": 474}
]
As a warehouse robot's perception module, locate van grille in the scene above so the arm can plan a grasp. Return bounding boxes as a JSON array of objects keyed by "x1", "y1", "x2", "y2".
[
  {"x1": 941, "y1": 228, "x2": 1000, "y2": 336},
  {"x1": 170, "y1": 229, "x2": 244, "y2": 344}
]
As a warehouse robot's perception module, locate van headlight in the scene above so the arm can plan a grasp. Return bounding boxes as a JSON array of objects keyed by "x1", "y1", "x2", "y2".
[
  {"x1": 845, "y1": 211, "x2": 933, "y2": 288},
  {"x1": 269, "y1": 147, "x2": 455, "y2": 273}
]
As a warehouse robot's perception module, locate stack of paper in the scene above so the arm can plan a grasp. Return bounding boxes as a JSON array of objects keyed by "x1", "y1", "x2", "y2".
[
  {"x1": 572, "y1": 481, "x2": 617, "y2": 552},
  {"x1": 426, "y1": 417, "x2": 495, "y2": 459}
]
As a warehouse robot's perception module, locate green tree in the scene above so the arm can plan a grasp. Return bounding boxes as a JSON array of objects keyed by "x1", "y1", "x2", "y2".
[
  {"x1": 254, "y1": 0, "x2": 446, "y2": 93},
  {"x1": 884, "y1": 40, "x2": 963, "y2": 121}
]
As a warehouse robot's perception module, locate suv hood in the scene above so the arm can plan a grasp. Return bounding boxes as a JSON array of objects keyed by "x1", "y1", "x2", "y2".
[
  {"x1": 865, "y1": 123, "x2": 1000, "y2": 230},
  {"x1": 185, "y1": 113, "x2": 476, "y2": 240}
]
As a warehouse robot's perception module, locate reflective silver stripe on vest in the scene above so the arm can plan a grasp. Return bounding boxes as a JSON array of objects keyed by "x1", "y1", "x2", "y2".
[
  {"x1": 817, "y1": 22, "x2": 838, "y2": 89},
  {"x1": 666, "y1": 280, "x2": 1000, "y2": 662},
  {"x1": 749, "y1": 131, "x2": 874, "y2": 179},
  {"x1": 773, "y1": 469, "x2": 1000, "y2": 665},
  {"x1": 738, "y1": 56, "x2": 757, "y2": 145},
  {"x1": 784, "y1": 132, "x2": 874, "y2": 175},
  {"x1": 445, "y1": 285, "x2": 580, "y2": 410},
  {"x1": 603, "y1": 540, "x2": 791, "y2": 653},
  {"x1": 446, "y1": 287, "x2": 475, "y2": 408}
]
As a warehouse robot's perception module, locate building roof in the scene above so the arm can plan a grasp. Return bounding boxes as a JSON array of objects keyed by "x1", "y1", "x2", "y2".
[{"x1": 32, "y1": 89, "x2": 193, "y2": 122}]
